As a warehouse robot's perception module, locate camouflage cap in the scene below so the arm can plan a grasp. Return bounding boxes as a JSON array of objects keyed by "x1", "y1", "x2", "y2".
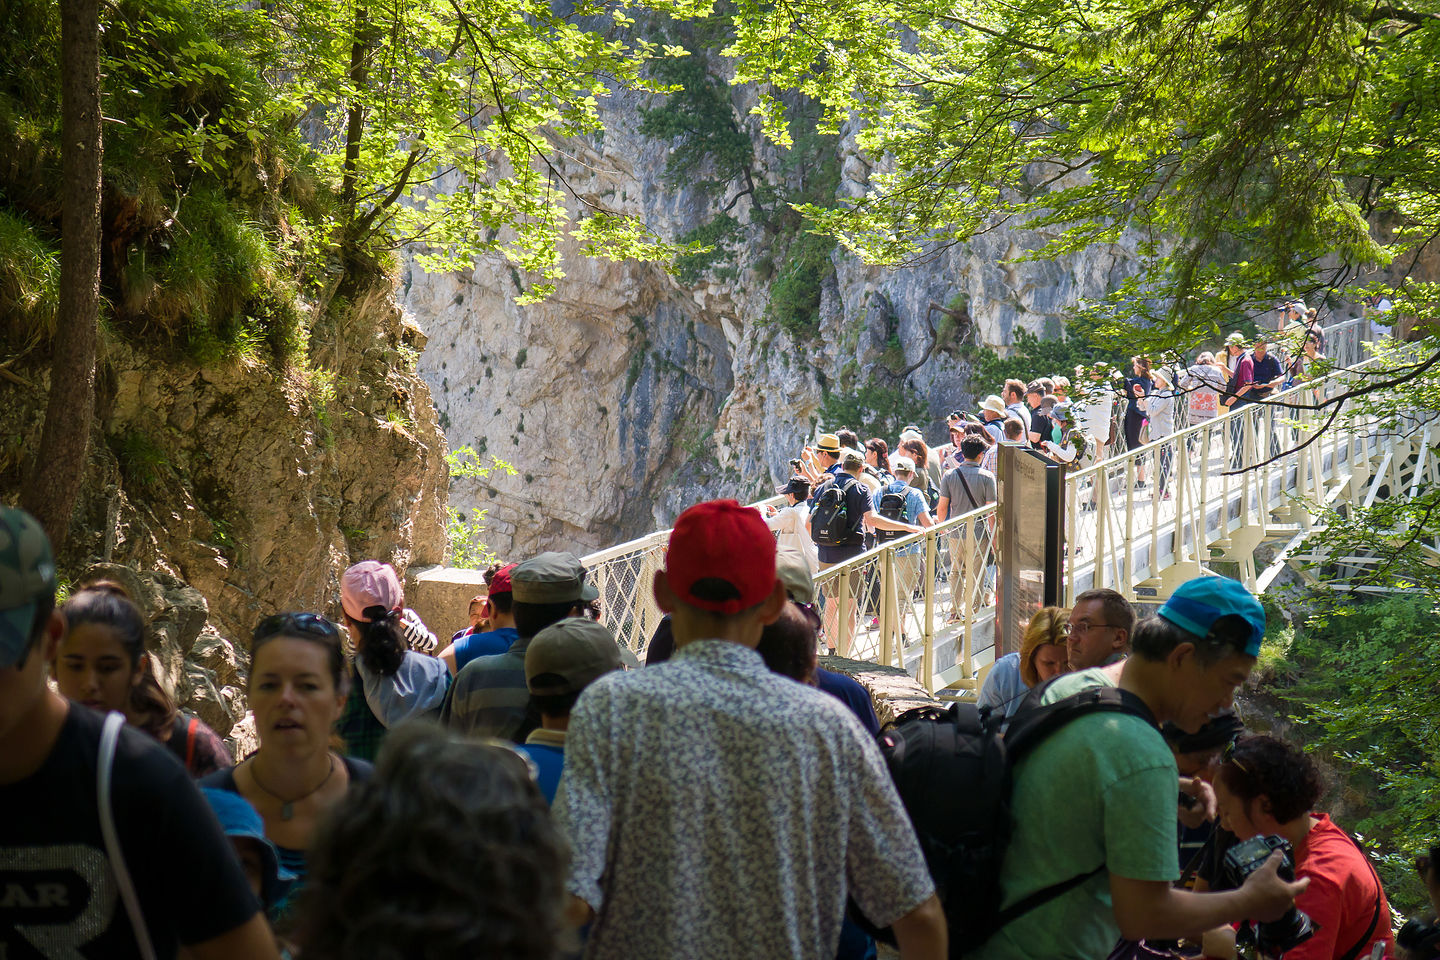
[
  {"x1": 511, "y1": 551, "x2": 600, "y2": 605},
  {"x1": 0, "y1": 507, "x2": 56, "y2": 668}
]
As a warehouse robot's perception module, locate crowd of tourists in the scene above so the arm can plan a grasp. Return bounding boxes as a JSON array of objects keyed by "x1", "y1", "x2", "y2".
[
  {"x1": 3, "y1": 493, "x2": 1431, "y2": 959},
  {"x1": 779, "y1": 300, "x2": 1330, "y2": 531},
  {"x1": 760, "y1": 300, "x2": 1336, "y2": 637}
]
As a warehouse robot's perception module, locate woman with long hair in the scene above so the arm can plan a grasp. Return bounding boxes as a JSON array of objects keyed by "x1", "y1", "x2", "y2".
[
  {"x1": 899, "y1": 438, "x2": 937, "y2": 508},
  {"x1": 53, "y1": 580, "x2": 231, "y2": 777},
  {"x1": 201, "y1": 611, "x2": 372, "y2": 926},
  {"x1": 864, "y1": 438, "x2": 893, "y2": 483},
  {"x1": 1124, "y1": 355, "x2": 1153, "y2": 453},
  {"x1": 336, "y1": 561, "x2": 450, "y2": 757}
]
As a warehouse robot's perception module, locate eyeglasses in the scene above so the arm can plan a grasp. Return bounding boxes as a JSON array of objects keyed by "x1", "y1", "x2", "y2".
[
  {"x1": 252, "y1": 612, "x2": 341, "y2": 644},
  {"x1": 1063, "y1": 620, "x2": 1117, "y2": 636}
]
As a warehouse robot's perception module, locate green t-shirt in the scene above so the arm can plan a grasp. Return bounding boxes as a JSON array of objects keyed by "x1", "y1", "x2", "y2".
[{"x1": 971, "y1": 668, "x2": 1179, "y2": 960}]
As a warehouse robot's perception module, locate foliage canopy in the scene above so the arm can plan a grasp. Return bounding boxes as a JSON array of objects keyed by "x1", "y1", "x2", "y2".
[{"x1": 1278, "y1": 594, "x2": 1440, "y2": 915}]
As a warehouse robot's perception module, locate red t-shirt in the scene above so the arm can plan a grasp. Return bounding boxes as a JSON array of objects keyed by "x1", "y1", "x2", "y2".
[{"x1": 1289, "y1": 813, "x2": 1393, "y2": 960}]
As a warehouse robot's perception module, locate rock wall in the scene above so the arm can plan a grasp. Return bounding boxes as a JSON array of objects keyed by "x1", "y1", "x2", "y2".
[
  {"x1": 402, "y1": 40, "x2": 1427, "y2": 560},
  {"x1": 0, "y1": 288, "x2": 449, "y2": 739},
  {"x1": 402, "y1": 45, "x2": 1151, "y2": 559}
]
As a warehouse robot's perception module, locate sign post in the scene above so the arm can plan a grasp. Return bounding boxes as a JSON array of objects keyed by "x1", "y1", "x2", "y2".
[{"x1": 996, "y1": 444, "x2": 1064, "y2": 657}]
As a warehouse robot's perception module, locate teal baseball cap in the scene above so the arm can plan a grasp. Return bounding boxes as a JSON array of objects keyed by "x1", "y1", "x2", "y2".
[
  {"x1": 0, "y1": 507, "x2": 57, "y2": 668},
  {"x1": 1157, "y1": 576, "x2": 1266, "y2": 656}
]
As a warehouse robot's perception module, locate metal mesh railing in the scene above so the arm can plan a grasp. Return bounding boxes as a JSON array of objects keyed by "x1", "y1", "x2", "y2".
[
  {"x1": 1062, "y1": 355, "x2": 1389, "y2": 602},
  {"x1": 582, "y1": 495, "x2": 783, "y2": 661}
]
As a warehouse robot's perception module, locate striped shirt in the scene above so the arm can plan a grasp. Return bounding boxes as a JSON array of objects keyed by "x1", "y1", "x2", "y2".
[{"x1": 440, "y1": 636, "x2": 532, "y2": 741}]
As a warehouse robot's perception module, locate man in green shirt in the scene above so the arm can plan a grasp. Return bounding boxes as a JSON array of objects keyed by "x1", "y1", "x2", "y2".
[{"x1": 972, "y1": 577, "x2": 1310, "y2": 960}]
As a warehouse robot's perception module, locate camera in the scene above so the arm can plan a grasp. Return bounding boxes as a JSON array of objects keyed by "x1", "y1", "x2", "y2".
[
  {"x1": 789, "y1": 458, "x2": 802, "y2": 468},
  {"x1": 1222, "y1": 835, "x2": 1314, "y2": 957}
]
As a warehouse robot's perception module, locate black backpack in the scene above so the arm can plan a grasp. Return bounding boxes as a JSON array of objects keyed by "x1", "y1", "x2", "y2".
[
  {"x1": 874, "y1": 482, "x2": 910, "y2": 543},
  {"x1": 859, "y1": 686, "x2": 1155, "y2": 957},
  {"x1": 810, "y1": 475, "x2": 861, "y2": 547}
]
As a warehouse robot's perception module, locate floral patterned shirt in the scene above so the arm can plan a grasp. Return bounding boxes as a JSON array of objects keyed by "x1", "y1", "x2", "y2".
[{"x1": 555, "y1": 640, "x2": 935, "y2": 960}]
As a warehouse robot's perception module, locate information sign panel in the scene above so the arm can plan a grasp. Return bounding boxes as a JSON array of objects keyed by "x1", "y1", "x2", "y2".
[{"x1": 996, "y1": 444, "x2": 1063, "y2": 656}]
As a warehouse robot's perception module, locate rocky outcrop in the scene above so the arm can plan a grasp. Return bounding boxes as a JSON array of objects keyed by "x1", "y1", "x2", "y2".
[
  {"x1": 1, "y1": 285, "x2": 449, "y2": 741},
  {"x1": 401, "y1": 40, "x2": 1434, "y2": 561}
]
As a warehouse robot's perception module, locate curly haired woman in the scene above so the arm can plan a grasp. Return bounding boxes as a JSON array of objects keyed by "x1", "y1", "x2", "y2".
[{"x1": 1205, "y1": 735, "x2": 1394, "y2": 960}]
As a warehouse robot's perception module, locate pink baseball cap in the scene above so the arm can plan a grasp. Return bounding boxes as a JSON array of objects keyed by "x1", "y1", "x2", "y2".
[{"x1": 340, "y1": 561, "x2": 403, "y2": 622}]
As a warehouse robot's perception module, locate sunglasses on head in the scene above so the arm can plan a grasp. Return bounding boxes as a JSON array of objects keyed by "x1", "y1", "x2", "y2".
[
  {"x1": 793, "y1": 600, "x2": 822, "y2": 633},
  {"x1": 252, "y1": 612, "x2": 340, "y2": 644}
]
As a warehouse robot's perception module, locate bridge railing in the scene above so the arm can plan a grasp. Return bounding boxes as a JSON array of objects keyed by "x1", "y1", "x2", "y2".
[
  {"x1": 810, "y1": 503, "x2": 998, "y2": 693},
  {"x1": 582, "y1": 494, "x2": 783, "y2": 660},
  {"x1": 1064, "y1": 354, "x2": 1384, "y2": 603},
  {"x1": 585, "y1": 321, "x2": 1390, "y2": 683}
]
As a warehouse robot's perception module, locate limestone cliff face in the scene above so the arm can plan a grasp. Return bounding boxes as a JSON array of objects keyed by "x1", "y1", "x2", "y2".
[
  {"x1": 0, "y1": 290, "x2": 448, "y2": 739},
  {"x1": 400, "y1": 56, "x2": 1149, "y2": 557}
]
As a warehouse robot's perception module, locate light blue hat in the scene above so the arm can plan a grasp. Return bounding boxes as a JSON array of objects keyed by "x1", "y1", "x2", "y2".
[
  {"x1": 1157, "y1": 576, "x2": 1266, "y2": 656},
  {"x1": 200, "y1": 788, "x2": 297, "y2": 907}
]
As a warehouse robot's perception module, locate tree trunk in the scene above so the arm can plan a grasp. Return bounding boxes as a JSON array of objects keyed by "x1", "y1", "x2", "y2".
[
  {"x1": 22, "y1": 0, "x2": 101, "y2": 550},
  {"x1": 339, "y1": 2, "x2": 371, "y2": 224}
]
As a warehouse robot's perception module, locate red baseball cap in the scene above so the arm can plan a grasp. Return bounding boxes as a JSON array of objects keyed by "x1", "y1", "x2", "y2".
[
  {"x1": 665, "y1": 500, "x2": 777, "y2": 615},
  {"x1": 488, "y1": 563, "x2": 517, "y2": 596}
]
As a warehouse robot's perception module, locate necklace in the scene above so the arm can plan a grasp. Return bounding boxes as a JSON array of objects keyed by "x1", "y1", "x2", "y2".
[{"x1": 248, "y1": 754, "x2": 336, "y2": 821}]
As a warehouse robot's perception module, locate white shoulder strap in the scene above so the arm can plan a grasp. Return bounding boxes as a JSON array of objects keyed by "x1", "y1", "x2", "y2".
[{"x1": 98, "y1": 711, "x2": 158, "y2": 960}]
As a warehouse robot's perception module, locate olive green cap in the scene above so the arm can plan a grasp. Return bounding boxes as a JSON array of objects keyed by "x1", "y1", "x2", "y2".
[
  {"x1": 525, "y1": 618, "x2": 623, "y2": 695},
  {"x1": 511, "y1": 551, "x2": 600, "y2": 604}
]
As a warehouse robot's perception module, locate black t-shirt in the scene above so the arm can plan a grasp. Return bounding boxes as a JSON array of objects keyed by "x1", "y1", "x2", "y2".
[
  {"x1": 0, "y1": 704, "x2": 260, "y2": 959},
  {"x1": 1029, "y1": 409, "x2": 1054, "y2": 445}
]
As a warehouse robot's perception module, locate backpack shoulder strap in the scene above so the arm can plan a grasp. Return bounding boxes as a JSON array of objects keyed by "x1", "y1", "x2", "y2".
[
  {"x1": 988, "y1": 687, "x2": 1159, "y2": 934},
  {"x1": 99, "y1": 711, "x2": 159, "y2": 960},
  {"x1": 955, "y1": 468, "x2": 979, "y2": 511},
  {"x1": 1004, "y1": 685, "x2": 1157, "y2": 763},
  {"x1": 184, "y1": 715, "x2": 199, "y2": 771},
  {"x1": 993, "y1": 863, "x2": 1108, "y2": 930},
  {"x1": 1335, "y1": 829, "x2": 1386, "y2": 960}
]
